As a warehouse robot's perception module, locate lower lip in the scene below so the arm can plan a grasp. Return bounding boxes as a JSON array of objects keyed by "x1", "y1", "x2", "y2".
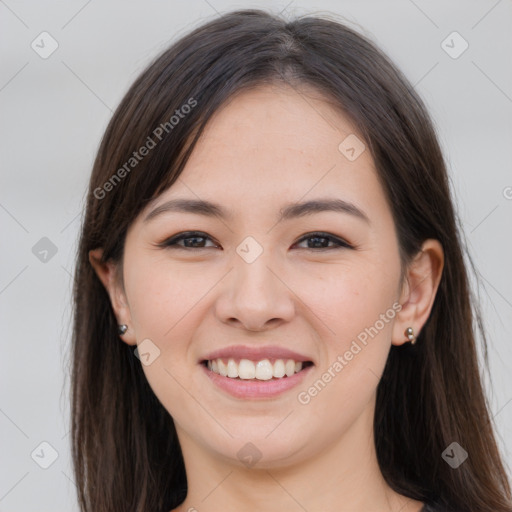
[{"x1": 201, "y1": 363, "x2": 313, "y2": 399}]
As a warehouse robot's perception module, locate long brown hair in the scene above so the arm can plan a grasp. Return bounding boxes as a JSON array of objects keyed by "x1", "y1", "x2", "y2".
[{"x1": 70, "y1": 9, "x2": 512, "y2": 512}]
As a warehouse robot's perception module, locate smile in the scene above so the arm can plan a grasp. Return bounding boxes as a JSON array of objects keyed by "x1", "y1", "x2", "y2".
[
  {"x1": 200, "y1": 345, "x2": 315, "y2": 399},
  {"x1": 204, "y1": 358, "x2": 312, "y2": 380}
]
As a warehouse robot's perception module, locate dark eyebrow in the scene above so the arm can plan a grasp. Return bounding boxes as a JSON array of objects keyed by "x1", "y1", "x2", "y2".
[
  {"x1": 278, "y1": 198, "x2": 370, "y2": 224},
  {"x1": 144, "y1": 198, "x2": 232, "y2": 223},
  {"x1": 143, "y1": 197, "x2": 370, "y2": 224}
]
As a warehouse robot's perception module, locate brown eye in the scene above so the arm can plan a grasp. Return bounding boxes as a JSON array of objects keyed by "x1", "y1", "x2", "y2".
[
  {"x1": 159, "y1": 231, "x2": 220, "y2": 249},
  {"x1": 294, "y1": 232, "x2": 353, "y2": 250}
]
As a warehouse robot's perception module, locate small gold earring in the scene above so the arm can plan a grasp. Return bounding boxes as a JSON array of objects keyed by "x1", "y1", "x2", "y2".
[{"x1": 404, "y1": 327, "x2": 416, "y2": 345}]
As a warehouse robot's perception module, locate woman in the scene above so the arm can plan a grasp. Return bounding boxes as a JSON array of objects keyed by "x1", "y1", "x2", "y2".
[{"x1": 71, "y1": 9, "x2": 512, "y2": 512}]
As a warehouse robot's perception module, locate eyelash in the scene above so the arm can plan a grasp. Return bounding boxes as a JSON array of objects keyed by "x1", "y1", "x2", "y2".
[{"x1": 158, "y1": 231, "x2": 353, "y2": 251}]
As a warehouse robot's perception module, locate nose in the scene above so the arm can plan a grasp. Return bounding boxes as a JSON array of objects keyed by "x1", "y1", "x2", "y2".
[{"x1": 214, "y1": 250, "x2": 296, "y2": 332}]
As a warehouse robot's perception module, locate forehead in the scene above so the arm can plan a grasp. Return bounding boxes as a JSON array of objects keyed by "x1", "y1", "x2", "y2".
[
  {"x1": 142, "y1": 84, "x2": 391, "y2": 227},
  {"x1": 185, "y1": 84, "x2": 362, "y2": 178}
]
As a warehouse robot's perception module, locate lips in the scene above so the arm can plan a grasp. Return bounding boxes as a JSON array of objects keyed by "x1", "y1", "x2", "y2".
[
  {"x1": 201, "y1": 345, "x2": 313, "y2": 364},
  {"x1": 200, "y1": 345, "x2": 314, "y2": 399}
]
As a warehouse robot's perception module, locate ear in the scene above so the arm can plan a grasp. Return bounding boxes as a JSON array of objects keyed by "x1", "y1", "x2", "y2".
[
  {"x1": 392, "y1": 239, "x2": 444, "y2": 346},
  {"x1": 88, "y1": 248, "x2": 137, "y2": 346}
]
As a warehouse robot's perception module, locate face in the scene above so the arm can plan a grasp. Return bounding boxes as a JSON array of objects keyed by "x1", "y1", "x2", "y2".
[{"x1": 104, "y1": 84, "x2": 410, "y2": 468}]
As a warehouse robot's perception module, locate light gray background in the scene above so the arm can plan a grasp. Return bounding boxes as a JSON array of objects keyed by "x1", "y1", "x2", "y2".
[{"x1": 1, "y1": 1, "x2": 511, "y2": 510}]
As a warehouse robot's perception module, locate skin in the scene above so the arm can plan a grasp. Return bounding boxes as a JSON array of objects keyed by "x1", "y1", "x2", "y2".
[{"x1": 90, "y1": 83, "x2": 443, "y2": 512}]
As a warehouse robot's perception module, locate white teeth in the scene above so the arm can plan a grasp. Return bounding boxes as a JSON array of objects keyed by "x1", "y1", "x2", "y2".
[
  {"x1": 238, "y1": 359, "x2": 256, "y2": 379},
  {"x1": 227, "y1": 358, "x2": 238, "y2": 378},
  {"x1": 206, "y1": 357, "x2": 307, "y2": 380},
  {"x1": 273, "y1": 359, "x2": 285, "y2": 378},
  {"x1": 255, "y1": 359, "x2": 273, "y2": 380},
  {"x1": 218, "y1": 359, "x2": 228, "y2": 377},
  {"x1": 285, "y1": 359, "x2": 295, "y2": 377}
]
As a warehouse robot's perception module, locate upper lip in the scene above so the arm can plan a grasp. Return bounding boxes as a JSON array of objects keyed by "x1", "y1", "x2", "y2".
[{"x1": 201, "y1": 345, "x2": 313, "y2": 363}]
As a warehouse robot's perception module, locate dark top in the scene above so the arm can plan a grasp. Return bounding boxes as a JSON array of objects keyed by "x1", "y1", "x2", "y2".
[{"x1": 421, "y1": 504, "x2": 449, "y2": 512}]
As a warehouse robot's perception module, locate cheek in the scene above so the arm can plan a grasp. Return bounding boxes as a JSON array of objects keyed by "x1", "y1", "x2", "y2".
[
  {"x1": 123, "y1": 257, "x2": 206, "y2": 424},
  {"x1": 123, "y1": 257, "x2": 216, "y2": 406},
  {"x1": 299, "y1": 259, "x2": 400, "y2": 345},
  {"x1": 294, "y1": 261, "x2": 400, "y2": 409},
  {"x1": 341, "y1": 275, "x2": 397, "y2": 347},
  {"x1": 124, "y1": 255, "x2": 211, "y2": 340}
]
